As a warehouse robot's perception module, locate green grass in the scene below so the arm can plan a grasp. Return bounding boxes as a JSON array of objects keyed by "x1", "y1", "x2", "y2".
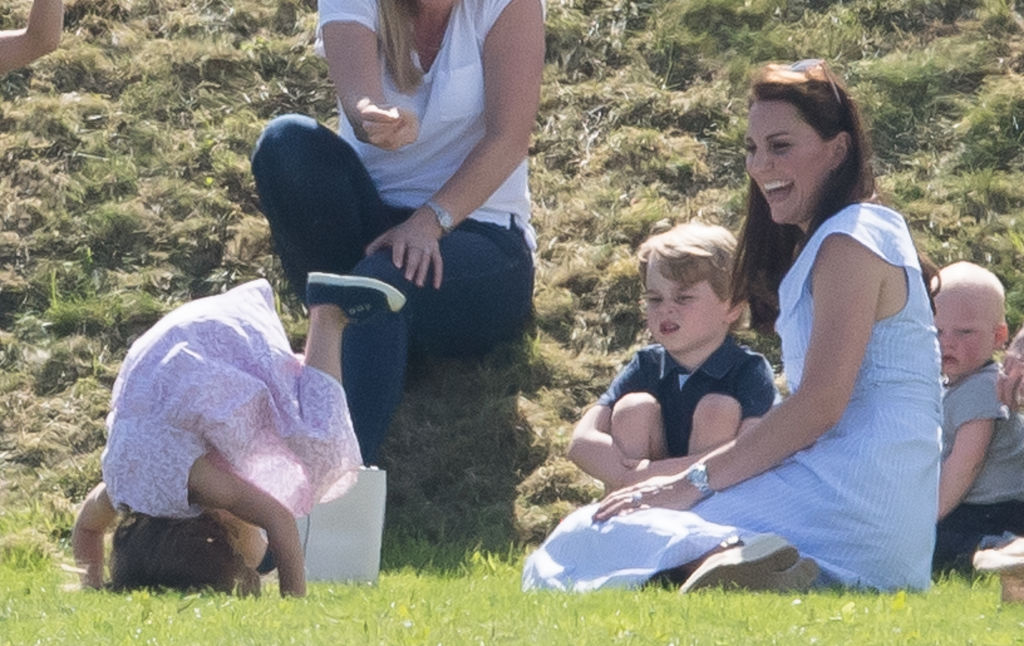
[{"x1": 2, "y1": 558, "x2": 1022, "y2": 645}]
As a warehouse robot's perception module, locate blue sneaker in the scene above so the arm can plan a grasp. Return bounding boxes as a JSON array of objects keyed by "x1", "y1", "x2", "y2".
[{"x1": 306, "y1": 273, "x2": 406, "y2": 321}]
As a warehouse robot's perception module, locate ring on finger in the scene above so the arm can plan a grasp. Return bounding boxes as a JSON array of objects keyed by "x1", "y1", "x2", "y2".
[{"x1": 629, "y1": 491, "x2": 643, "y2": 506}]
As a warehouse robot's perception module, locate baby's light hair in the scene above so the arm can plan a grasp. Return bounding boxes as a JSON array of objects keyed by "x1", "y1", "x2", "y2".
[
  {"x1": 638, "y1": 221, "x2": 738, "y2": 301},
  {"x1": 936, "y1": 261, "x2": 1006, "y2": 327}
]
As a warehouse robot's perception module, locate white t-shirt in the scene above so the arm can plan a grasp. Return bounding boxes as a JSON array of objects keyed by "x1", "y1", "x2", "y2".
[{"x1": 317, "y1": 0, "x2": 539, "y2": 250}]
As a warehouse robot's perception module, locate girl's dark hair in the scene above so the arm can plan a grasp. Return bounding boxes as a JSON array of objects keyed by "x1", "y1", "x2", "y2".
[
  {"x1": 110, "y1": 511, "x2": 259, "y2": 596},
  {"x1": 732, "y1": 62, "x2": 937, "y2": 331}
]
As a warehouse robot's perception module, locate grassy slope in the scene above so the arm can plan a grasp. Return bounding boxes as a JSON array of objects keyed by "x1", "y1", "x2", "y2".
[{"x1": 1, "y1": 0, "x2": 1023, "y2": 572}]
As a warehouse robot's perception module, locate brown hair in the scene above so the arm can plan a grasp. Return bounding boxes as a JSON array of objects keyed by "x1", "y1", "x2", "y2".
[
  {"x1": 732, "y1": 60, "x2": 936, "y2": 332},
  {"x1": 639, "y1": 222, "x2": 738, "y2": 299},
  {"x1": 639, "y1": 222, "x2": 745, "y2": 330},
  {"x1": 378, "y1": 0, "x2": 422, "y2": 93},
  {"x1": 109, "y1": 512, "x2": 259, "y2": 596}
]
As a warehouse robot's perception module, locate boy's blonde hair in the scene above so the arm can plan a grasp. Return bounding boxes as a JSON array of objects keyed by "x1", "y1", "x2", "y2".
[
  {"x1": 638, "y1": 221, "x2": 738, "y2": 302},
  {"x1": 936, "y1": 261, "x2": 1006, "y2": 327}
]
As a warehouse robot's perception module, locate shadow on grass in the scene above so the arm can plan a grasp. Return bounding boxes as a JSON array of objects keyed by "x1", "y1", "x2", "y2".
[{"x1": 377, "y1": 336, "x2": 551, "y2": 572}]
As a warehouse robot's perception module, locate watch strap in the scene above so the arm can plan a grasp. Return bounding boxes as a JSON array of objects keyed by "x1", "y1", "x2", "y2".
[{"x1": 425, "y1": 199, "x2": 455, "y2": 234}]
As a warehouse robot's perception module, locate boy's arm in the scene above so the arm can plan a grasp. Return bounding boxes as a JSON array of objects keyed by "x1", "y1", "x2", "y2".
[
  {"x1": 188, "y1": 455, "x2": 306, "y2": 597},
  {"x1": 938, "y1": 418, "x2": 995, "y2": 520},
  {"x1": 567, "y1": 405, "x2": 636, "y2": 489},
  {"x1": 617, "y1": 394, "x2": 751, "y2": 487},
  {"x1": 72, "y1": 482, "x2": 116, "y2": 589},
  {"x1": 0, "y1": 0, "x2": 63, "y2": 75}
]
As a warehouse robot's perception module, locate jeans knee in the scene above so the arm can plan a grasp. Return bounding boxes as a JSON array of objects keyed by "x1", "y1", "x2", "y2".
[{"x1": 251, "y1": 114, "x2": 323, "y2": 170}]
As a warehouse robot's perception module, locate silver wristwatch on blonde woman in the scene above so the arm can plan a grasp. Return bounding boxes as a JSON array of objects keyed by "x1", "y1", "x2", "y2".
[
  {"x1": 683, "y1": 462, "x2": 715, "y2": 501},
  {"x1": 425, "y1": 199, "x2": 455, "y2": 234}
]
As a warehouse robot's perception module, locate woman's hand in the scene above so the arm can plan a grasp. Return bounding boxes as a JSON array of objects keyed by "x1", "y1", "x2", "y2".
[
  {"x1": 356, "y1": 98, "x2": 419, "y2": 150},
  {"x1": 998, "y1": 350, "x2": 1024, "y2": 411},
  {"x1": 592, "y1": 474, "x2": 702, "y2": 522},
  {"x1": 365, "y1": 208, "x2": 445, "y2": 288}
]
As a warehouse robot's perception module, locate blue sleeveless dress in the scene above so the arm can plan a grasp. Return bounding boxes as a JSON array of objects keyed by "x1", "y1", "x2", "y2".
[{"x1": 523, "y1": 204, "x2": 942, "y2": 591}]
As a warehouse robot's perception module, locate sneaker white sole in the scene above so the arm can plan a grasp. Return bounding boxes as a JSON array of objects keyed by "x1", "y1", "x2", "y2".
[{"x1": 307, "y1": 272, "x2": 406, "y2": 312}]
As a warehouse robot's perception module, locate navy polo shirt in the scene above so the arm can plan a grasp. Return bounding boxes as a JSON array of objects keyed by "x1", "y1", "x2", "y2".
[{"x1": 597, "y1": 336, "x2": 777, "y2": 457}]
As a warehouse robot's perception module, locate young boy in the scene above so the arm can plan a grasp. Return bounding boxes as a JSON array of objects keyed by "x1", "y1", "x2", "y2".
[
  {"x1": 0, "y1": 0, "x2": 63, "y2": 75},
  {"x1": 567, "y1": 222, "x2": 777, "y2": 491},
  {"x1": 932, "y1": 261, "x2": 1024, "y2": 573}
]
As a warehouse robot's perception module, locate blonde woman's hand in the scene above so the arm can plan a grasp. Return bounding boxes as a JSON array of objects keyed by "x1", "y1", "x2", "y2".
[
  {"x1": 365, "y1": 208, "x2": 444, "y2": 288},
  {"x1": 356, "y1": 98, "x2": 419, "y2": 150}
]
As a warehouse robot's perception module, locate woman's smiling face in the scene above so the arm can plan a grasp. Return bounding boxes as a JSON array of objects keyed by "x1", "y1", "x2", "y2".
[{"x1": 745, "y1": 100, "x2": 849, "y2": 232}]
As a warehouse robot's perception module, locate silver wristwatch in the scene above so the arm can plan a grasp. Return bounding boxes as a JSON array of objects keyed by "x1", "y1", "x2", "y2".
[
  {"x1": 425, "y1": 199, "x2": 455, "y2": 234},
  {"x1": 683, "y1": 462, "x2": 715, "y2": 500}
]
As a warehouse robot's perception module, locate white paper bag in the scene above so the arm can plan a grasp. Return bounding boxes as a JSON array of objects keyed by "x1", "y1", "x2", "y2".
[{"x1": 297, "y1": 467, "x2": 386, "y2": 583}]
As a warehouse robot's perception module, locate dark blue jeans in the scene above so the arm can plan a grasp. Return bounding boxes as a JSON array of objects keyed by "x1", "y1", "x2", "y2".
[
  {"x1": 251, "y1": 114, "x2": 535, "y2": 464},
  {"x1": 933, "y1": 499, "x2": 1024, "y2": 573}
]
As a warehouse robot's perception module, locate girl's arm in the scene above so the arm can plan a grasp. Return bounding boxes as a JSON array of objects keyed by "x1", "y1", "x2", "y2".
[
  {"x1": 937, "y1": 418, "x2": 995, "y2": 520},
  {"x1": 597, "y1": 234, "x2": 892, "y2": 519},
  {"x1": 72, "y1": 483, "x2": 116, "y2": 589},
  {"x1": 187, "y1": 456, "x2": 306, "y2": 597},
  {"x1": 0, "y1": 0, "x2": 63, "y2": 75}
]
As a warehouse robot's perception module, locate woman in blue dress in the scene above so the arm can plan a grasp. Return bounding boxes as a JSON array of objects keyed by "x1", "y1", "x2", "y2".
[{"x1": 523, "y1": 60, "x2": 942, "y2": 592}]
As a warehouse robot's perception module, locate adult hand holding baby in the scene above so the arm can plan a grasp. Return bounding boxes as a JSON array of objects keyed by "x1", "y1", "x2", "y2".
[{"x1": 998, "y1": 345, "x2": 1024, "y2": 411}]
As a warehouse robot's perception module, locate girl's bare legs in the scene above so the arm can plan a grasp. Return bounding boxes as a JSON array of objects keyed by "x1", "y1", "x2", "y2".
[
  {"x1": 302, "y1": 272, "x2": 406, "y2": 384},
  {"x1": 303, "y1": 304, "x2": 347, "y2": 382}
]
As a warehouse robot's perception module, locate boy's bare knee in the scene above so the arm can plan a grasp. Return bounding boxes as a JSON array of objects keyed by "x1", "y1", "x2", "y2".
[
  {"x1": 611, "y1": 392, "x2": 661, "y2": 425},
  {"x1": 693, "y1": 393, "x2": 741, "y2": 419}
]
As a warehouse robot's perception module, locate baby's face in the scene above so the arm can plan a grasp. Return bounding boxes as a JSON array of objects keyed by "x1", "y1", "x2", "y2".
[{"x1": 934, "y1": 289, "x2": 1005, "y2": 386}]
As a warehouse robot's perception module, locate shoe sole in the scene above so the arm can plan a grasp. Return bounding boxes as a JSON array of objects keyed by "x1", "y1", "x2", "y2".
[
  {"x1": 307, "y1": 272, "x2": 406, "y2": 315},
  {"x1": 680, "y1": 534, "x2": 816, "y2": 593},
  {"x1": 974, "y1": 537, "x2": 1024, "y2": 573}
]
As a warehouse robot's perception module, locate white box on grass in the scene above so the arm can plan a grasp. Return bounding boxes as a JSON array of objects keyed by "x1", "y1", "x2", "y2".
[{"x1": 296, "y1": 466, "x2": 386, "y2": 583}]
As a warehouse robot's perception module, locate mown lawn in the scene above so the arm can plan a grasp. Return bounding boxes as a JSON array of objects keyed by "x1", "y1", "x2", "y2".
[{"x1": 2, "y1": 555, "x2": 1022, "y2": 645}]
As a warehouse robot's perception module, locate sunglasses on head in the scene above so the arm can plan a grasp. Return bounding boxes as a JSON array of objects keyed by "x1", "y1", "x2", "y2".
[{"x1": 763, "y1": 58, "x2": 843, "y2": 105}]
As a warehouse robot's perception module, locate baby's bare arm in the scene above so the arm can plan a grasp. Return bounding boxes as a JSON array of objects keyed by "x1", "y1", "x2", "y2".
[
  {"x1": 938, "y1": 418, "x2": 995, "y2": 520},
  {"x1": 72, "y1": 483, "x2": 116, "y2": 589}
]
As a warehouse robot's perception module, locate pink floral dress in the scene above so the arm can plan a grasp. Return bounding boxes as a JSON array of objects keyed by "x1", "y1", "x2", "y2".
[{"x1": 101, "y1": 279, "x2": 362, "y2": 518}]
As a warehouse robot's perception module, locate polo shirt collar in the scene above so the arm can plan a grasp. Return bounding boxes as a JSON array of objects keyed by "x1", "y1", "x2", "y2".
[{"x1": 657, "y1": 336, "x2": 745, "y2": 381}]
